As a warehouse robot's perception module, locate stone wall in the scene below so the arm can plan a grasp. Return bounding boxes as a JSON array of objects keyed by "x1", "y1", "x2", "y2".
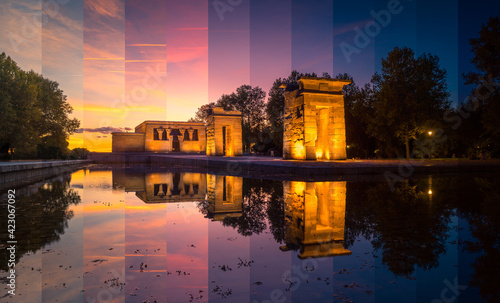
[
  {"x1": 112, "y1": 133, "x2": 145, "y2": 152},
  {"x1": 0, "y1": 160, "x2": 92, "y2": 191}
]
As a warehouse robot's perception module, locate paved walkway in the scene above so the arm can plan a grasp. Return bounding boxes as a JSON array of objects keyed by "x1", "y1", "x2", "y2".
[{"x1": 90, "y1": 153, "x2": 500, "y2": 178}]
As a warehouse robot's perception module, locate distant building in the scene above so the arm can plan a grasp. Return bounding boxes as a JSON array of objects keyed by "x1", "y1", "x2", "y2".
[{"x1": 111, "y1": 107, "x2": 242, "y2": 156}]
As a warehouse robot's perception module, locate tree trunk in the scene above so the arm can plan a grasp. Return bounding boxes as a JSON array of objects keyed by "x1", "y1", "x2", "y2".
[{"x1": 405, "y1": 137, "x2": 410, "y2": 159}]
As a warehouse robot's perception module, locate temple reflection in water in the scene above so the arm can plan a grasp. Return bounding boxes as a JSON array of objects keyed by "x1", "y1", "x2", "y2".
[
  {"x1": 281, "y1": 181, "x2": 351, "y2": 258},
  {"x1": 206, "y1": 175, "x2": 243, "y2": 220},
  {"x1": 112, "y1": 169, "x2": 349, "y2": 258}
]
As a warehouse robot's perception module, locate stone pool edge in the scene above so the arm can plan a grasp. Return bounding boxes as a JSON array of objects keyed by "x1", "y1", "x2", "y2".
[
  {"x1": 0, "y1": 160, "x2": 93, "y2": 191},
  {"x1": 90, "y1": 152, "x2": 500, "y2": 178}
]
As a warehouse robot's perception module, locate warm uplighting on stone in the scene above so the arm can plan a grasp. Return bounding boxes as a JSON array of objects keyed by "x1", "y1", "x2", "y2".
[
  {"x1": 281, "y1": 180, "x2": 351, "y2": 258},
  {"x1": 282, "y1": 77, "x2": 351, "y2": 160},
  {"x1": 206, "y1": 175, "x2": 243, "y2": 220},
  {"x1": 111, "y1": 108, "x2": 243, "y2": 156},
  {"x1": 112, "y1": 121, "x2": 206, "y2": 153},
  {"x1": 206, "y1": 107, "x2": 243, "y2": 156},
  {"x1": 112, "y1": 171, "x2": 207, "y2": 203}
]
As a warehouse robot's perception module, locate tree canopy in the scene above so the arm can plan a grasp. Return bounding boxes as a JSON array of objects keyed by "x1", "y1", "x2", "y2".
[
  {"x1": 192, "y1": 85, "x2": 266, "y2": 152},
  {"x1": 367, "y1": 47, "x2": 451, "y2": 158},
  {"x1": 462, "y1": 17, "x2": 500, "y2": 156},
  {"x1": 0, "y1": 52, "x2": 79, "y2": 159}
]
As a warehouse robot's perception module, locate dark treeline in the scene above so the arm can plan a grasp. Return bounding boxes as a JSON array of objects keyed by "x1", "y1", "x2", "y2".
[
  {"x1": 192, "y1": 17, "x2": 500, "y2": 159},
  {"x1": 0, "y1": 52, "x2": 82, "y2": 160}
]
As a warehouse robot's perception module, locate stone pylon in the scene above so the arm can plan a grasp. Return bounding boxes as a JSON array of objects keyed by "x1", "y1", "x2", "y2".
[{"x1": 282, "y1": 77, "x2": 351, "y2": 160}]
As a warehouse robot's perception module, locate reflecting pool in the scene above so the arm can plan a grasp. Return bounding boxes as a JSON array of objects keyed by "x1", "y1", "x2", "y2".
[{"x1": 1, "y1": 166, "x2": 499, "y2": 303}]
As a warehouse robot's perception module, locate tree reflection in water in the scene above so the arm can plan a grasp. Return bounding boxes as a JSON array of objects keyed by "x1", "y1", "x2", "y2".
[
  {"x1": 199, "y1": 178, "x2": 285, "y2": 242},
  {"x1": 347, "y1": 178, "x2": 452, "y2": 277},
  {"x1": 0, "y1": 176, "x2": 81, "y2": 271},
  {"x1": 112, "y1": 168, "x2": 499, "y2": 301},
  {"x1": 456, "y1": 177, "x2": 500, "y2": 303},
  {"x1": 198, "y1": 173, "x2": 499, "y2": 302}
]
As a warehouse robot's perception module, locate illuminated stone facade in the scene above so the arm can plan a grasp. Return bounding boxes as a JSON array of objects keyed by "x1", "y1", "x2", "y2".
[
  {"x1": 113, "y1": 171, "x2": 207, "y2": 203},
  {"x1": 112, "y1": 171, "x2": 242, "y2": 217},
  {"x1": 206, "y1": 107, "x2": 243, "y2": 156},
  {"x1": 282, "y1": 77, "x2": 351, "y2": 160},
  {"x1": 281, "y1": 181, "x2": 351, "y2": 258},
  {"x1": 206, "y1": 175, "x2": 243, "y2": 220},
  {"x1": 112, "y1": 108, "x2": 243, "y2": 156},
  {"x1": 112, "y1": 121, "x2": 206, "y2": 153}
]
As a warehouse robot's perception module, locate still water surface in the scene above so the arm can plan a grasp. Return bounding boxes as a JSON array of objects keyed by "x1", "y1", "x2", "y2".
[{"x1": 1, "y1": 166, "x2": 499, "y2": 303}]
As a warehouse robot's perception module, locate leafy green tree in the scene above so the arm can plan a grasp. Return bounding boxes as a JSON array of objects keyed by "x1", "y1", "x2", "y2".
[
  {"x1": 216, "y1": 85, "x2": 267, "y2": 152},
  {"x1": 368, "y1": 47, "x2": 451, "y2": 158},
  {"x1": 0, "y1": 52, "x2": 79, "y2": 158},
  {"x1": 191, "y1": 85, "x2": 267, "y2": 152},
  {"x1": 463, "y1": 17, "x2": 500, "y2": 157}
]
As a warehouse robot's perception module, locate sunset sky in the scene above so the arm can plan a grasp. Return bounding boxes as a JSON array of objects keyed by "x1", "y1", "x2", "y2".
[{"x1": 1, "y1": 0, "x2": 499, "y2": 152}]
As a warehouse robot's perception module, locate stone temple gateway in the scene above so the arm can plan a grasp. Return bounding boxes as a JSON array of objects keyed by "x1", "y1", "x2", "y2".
[
  {"x1": 112, "y1": 76, "x2": 348, "y2": 160},
  {"x1": 282, "y1": 77, "x2": 351, "y2": 160}
]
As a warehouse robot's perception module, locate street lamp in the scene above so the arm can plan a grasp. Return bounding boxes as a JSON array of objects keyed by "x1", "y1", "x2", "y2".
[{"x1": 427, "y1": 131, "x2": 433, "y2": 159}]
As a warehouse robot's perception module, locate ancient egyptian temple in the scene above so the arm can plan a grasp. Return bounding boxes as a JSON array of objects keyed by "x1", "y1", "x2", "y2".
[
  {"x1": 111, "y1": 107, "x2": 243, "y2": 155},
  {"x1": 112, "y1": 76, "x2": 349, "y2": 161},
  {"x1": 282, "y1": 77, "x2": 351, "y2": 160}
]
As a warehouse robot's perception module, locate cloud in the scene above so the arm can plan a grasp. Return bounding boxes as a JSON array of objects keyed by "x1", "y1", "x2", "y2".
[
  {"x1": 0, "y1": 0, "x2": 42, "y2": 72},
  {"x1": 175, "y1": 27, "x2": 208, "y2": 31},
  {"x1": 84, "y1": 0, "x2": 123, "y2": 19},
  {"x1": 74, "y1": 104, "x2": 165, "y2": 113},
  {"x1": 75, "y1": 127, "x2": 133, "y2": 134},
  {"x1": 333, "y1": 18, "x2": 373, "y2": 38},
  {"x1": 126, "y1": 44, "x2": 167, "y2": 47}
]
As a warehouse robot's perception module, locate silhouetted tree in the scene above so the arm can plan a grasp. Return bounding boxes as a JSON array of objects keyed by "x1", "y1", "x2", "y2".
[
  {"x1": 0, "y1": 52, "x2": 79, "y2": 159},
  {"x1": 368, "y1": 47, "x2": 451, "y2": 158},
  {"x1": 463, "y1": 17, "x2": 500, "y2": 157},
  {"x1": 335, "y1": 73, "x2": 377, "y2": 158}
]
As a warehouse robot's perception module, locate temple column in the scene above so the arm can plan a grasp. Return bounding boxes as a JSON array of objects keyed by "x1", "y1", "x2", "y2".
[{"x1": 178, "y1": 128, "x2": 185, "y2": 152}]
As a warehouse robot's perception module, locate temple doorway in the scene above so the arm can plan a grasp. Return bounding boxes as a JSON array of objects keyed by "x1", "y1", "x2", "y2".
[{"x1": 171, "y1": 129, "x2": 180, "y2": 152}]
